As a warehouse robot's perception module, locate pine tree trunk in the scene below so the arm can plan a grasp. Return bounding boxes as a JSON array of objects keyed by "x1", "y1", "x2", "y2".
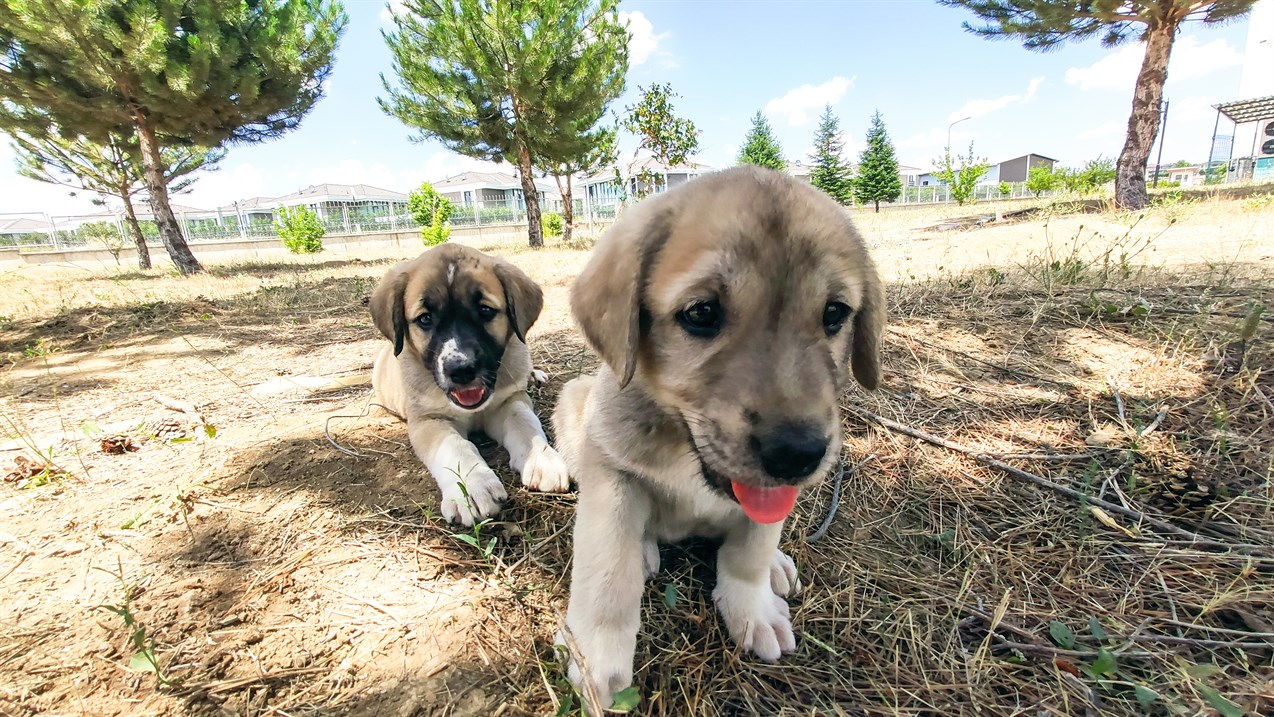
[
  {"x1": 874, "y1": 199, "x2": 880, "y2": 213},
  {"x1": 119, "y1": 186, "x2": 151, "y2": 270},
  {"x1": 1116, "y1": 21, "x2": 1176, "y2": 211},
  {"x1": 518, "y1": 144, "x2": 544, "y2": 249},
  {"x1": 561, "y1": 174, "x2": 574, "y2": 244},
  {"x1": 134, "y1": 116, "x2": 203, "y2": 273}
]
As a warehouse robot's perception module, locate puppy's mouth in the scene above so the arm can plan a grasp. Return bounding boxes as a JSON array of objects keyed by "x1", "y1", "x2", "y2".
[
  {"x1": 686, "y1": 431, "x2": 803, "y2": 525},
  {"x1": 447, "y1": 383, "x2": 492, "y2": 409}
]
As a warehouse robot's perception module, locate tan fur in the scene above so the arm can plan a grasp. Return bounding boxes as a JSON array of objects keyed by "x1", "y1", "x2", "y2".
[
  {"x1": 369, "y1": 244, "x2": 569, "y2": 526},
  {"x1": 553, "y1": 166, "x2": 884, "y2": 713}
]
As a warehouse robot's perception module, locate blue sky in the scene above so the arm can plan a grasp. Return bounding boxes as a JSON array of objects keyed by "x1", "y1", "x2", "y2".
[{"x1": 0, "y1": 0, "x2": 1261, "y2": 217}]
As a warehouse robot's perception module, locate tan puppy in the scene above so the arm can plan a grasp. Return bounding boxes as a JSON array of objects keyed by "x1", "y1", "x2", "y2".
[
  {"x1": 553, "y1": 166, "x2": 883, "y2": 711},
  {"x1": 369, "y1": 243, "x2": 570, "y2": 526}
]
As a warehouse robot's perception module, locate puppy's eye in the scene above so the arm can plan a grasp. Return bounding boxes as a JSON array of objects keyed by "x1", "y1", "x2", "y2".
[
  {"x1": 415, "y1": 312, "x2": 433, "y2": 330},
  {"x1": 823, "y1": 302, "x2": 852, "y2": 335},
  {"x1": 477, "y1": 305, "x2": 498, "y2": 321},
  {"x1": 677, "y1": 299, "x2": 724, "y2": 338}
]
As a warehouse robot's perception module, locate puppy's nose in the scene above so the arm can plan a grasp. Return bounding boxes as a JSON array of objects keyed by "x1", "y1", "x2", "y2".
[
  {"x1": 752, "y1": 422, "x2": 828, "y2": 483},
  {"x1": 442, "y1": 355, "x2": 479, "y2": 385}
]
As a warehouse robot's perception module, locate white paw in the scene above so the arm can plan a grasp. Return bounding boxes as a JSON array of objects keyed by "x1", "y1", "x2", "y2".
[
  {"x1": 713, "y1": 572, "x2": 797, "y2": 662},
  {"x1": 438, "y1": 466, "x2": 506, "y2": 526},
  {"x1": 769, "y1": 549, "x2": 802, "y2": 597},
  {"x1": 530, "y1": 368, "x2": 549, "y2": 386},
  {"x1": 642, "y1": 538, "x2": 660, "y2": 581},
  {"x1": 555, "y1": 627, "x2": 633, "y2": 716},
  {"x1": 521, "y1": 441, "x2": 571, "y2": 493}
]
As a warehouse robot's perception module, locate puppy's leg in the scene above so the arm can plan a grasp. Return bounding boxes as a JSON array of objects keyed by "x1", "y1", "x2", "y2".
[
  {"x1": 712, "y1": 520, "x2": 798, "y2": 661},
  {"x1": 558, "y1": 468, "x2": 651, "y2": 714},
  {"x1": 408, "y1": 417, "x2": 506, "y2": 526},
  {"x1": 484, "y1": 393, "x2": 570, "y2": 493}
]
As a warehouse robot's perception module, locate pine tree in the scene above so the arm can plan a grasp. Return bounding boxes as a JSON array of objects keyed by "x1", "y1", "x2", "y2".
[
  {"x1": 0, "y1": 1, "x2": 348, "y2": 274},
  {"x1": 381, "y1": 0, "x2": 629, "y2": 249},
  {"x1": 9, "y1": 130, "x2": 223, "y2": 270},
  {"x1": 808, "y1": 105, "x2": 854, "y2": 205},
  {"x1": 855, "y1": 111, "x2": 903, "y2": 212},
  {"x1": 737, "y1": 111, "x2": 786, "y2": 170},
  {"x1": 937, "y1": 0, "x2": 1257, "y2": 210}
]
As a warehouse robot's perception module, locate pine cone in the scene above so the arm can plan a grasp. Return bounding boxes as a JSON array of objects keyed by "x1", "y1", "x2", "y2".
[
  {"x1": 100, "y1": 435, "x2": 139, "y2": 454},
  {"x1": 145, "y1": 416, "x2": 189, "y2": 442}
]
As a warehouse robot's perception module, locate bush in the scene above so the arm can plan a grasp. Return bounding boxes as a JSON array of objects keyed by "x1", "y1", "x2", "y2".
[
  {"x1": 408, "y1": 182, "x2": 453, "y2": 246},
  {"x1": 542, "y1": 211, "x2": 563, "y2": 238},
  {"x1": 1027, "y1": 165, "x2": 1058, "y2": 197},
  {"x1": 998, "y1": 181, "x2": 1012, "y2": 197},
  {"x1": 276, "y1": 205, "x2": 325, "y2": 254}
]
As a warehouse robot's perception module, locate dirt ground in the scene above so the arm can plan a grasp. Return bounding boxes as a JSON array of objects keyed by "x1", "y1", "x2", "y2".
[{"x1": 2, "y1": 191, "x2": 1273, "y2": 716}]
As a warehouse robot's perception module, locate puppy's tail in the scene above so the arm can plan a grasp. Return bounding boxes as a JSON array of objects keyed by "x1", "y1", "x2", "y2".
[{"x1": 551, "y1": 375, "x2": 595, "y2": 481}]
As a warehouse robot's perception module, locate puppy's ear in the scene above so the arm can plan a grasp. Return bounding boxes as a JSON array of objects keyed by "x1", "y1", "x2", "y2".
[
  {"x1": 370, "y1": 263, "x2": 410, "y2": 357},
  {"x1": 851, "y1": 263, "x2": 885, "y2": 390},
  {"x1": 571, "y1": 202, "x2": 672, "y2": 388},
  {"x1": 494, "y1": 260, "x2": 543, "y2": 343}
]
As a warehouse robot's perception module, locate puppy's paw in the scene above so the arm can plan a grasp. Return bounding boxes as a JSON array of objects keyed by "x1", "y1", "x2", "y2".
[
  {"x1": 521, "y1": 441, "x2": 571, "y2": 493},
  {"x1": 439, "y1": 467, "x2": 507, "y2": 526},
  {"x1": 530, "y1": 368, "x2": 549, "y2": 386},
  {"x1": 713, "y1": 572, "x2": 797, "y2": 662},
  {"x1": 642, "y1": 538, "x2": 661, "y2": 581},
  {"x1": 554, "y1": 628, "x2": 633, "y2": 717},
  {"x1": 769, "y1": 548, "x2": 802, "y2": 597}
]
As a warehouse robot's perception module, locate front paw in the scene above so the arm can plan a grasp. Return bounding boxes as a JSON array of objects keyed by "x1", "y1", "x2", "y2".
[
  {"x1": 713, "y1": 572, "x2": 797, "y2": 662},
  {"x1": 554, "y1": 627, "x2": 633, "y2": 716},
  {"x1": 769, "y1": 548, "x2": 802, "y2": 597},
  {"x1": 439, "y1": 466, "x2": 506, "y2": 526},
  {"x1": 521, "y1": 441, "x2": 571, "y2": 493}
]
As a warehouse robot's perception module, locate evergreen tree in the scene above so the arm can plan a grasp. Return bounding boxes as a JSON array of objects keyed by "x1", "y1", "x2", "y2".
[
  {"x1": 9, "y1": 130, "x2": 223, "y2": 270},
  {"x1": 937, "y1": 0, "x2": 1257, "y2": 210},
  {"x1": 0, "y1": 0, "x2": 347, "y2": 274},
  {"x1": 737, "y1": 111, "x2": 786, "y2": 170},
  {"x1": 615, "y1": 83, "x2": 700, "y2": 208},
  {"x1": 381, "y1": 0, "x2": 629, "y2": 249},
  {"x1": 855, "y1": 111, "x2": 903, "y2": 212},
  {"x1": 808, "y1": 105, "x2": 854, "y2": 205}
]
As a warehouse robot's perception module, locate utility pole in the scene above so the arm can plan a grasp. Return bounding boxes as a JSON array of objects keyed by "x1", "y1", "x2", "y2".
[{"x1": 1152, "y1": 98, "x2": 1169, "y2": 188}]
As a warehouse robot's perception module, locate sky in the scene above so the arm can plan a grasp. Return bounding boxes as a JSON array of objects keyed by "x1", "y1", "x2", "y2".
[{"x1": 0, "y1": 0, "x2": 1263, "y2": 218}]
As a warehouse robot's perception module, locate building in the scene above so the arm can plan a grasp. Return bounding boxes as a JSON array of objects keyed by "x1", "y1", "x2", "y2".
[
  {"x1": 1164, "y1": 165, "x2": 1203, "y2": 187},
  {"x1": 580, "y1": 157, "x2": 712, "y2": 210},
  {"x1": 991, "y1": 153, "x2": 1056, "y2": 183},
  {"x1": 786, "y1": 161, "x2": 812, "y2": 183},
  {"x1": 1212, "y1": 95, "x2": 1274, "y2": 182},
  {"x1": 0, "y1": 216, "x2": 51, "y2": 244},
  {"x1": 898, "y1": 164, "x2": 928, "y2": 187},
  {"x1": 269, "y1": 183, "x2": 411, "y2": 230},
  {"x1": 431, "y1": 171, "x2": 562, "y2": 217},
  {"x1": 1239, "y1": 1, "x2": 1274, "y2": 101}
]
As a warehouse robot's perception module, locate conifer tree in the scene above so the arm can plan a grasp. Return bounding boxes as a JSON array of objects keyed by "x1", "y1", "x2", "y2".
[
  {"x1": 808, "y1": 105, "x2": 854, "y2": 205},
  {"x1": 381, "y1": 0, "x2": 629, "y2": 248},
  {"x1": 855, "y1": 111, "x2": 903, "y2": 212},
  {"x1": 737, "y1": 111, "x2": 786, "y2": 170},
  {"x1": 0, "y1": 0, "x2": 348, "y2": 273}
]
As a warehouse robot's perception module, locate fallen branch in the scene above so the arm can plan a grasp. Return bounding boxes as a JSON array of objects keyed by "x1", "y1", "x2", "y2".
[{"x1": 845, "y1": 406, "x2": 1272, "y2": 556}]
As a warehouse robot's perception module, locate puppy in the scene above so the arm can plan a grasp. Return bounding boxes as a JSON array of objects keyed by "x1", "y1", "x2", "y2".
[
  {"x1": 369, "y1": 243, "x2": 570, "y2": 526},
  {"x1": 553, "y1": 166, "x2": 884, "y2": 710}
]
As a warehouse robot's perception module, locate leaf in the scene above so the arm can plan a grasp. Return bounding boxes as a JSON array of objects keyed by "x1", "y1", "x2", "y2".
[
  {"x1": 203, "y1": 423, "x2": 217, "y2": 439},
  {"x1": 663, "y1": 583, "x2": 678, "y2": 610},
  {"x1": 1133, "y1": 685, "x2": 1158, "y2": 709},
  {"x1": 1087, "y1": 616, "x2": 1107, "y2": 641},
  {"x1": 1089, "y1": 647, "x2": 1117, "y2": 676},
  {"x1": 1185, "y1": 662, "x2": 1224, "y2": 679},
  {"x1": 168, "y1": 436, "x2": 194, "y2": 444},
  {"x1": 129, "y1": 650, "x2": 158, "y2": 673},
  {"x1": 1049, "y1": 620, "x2": 1076, "y2": 649},
  {"x1": 80, "y1": 420, "x2": 102, "y2": 437},
  {"x1": 609, "y1": 686, "x2": 640, "y2": 712},
  {"x1": 1199, "y1": 685, "x2": 1245, "y2": 717},
  {"x1": 453, "y1": 534, "x2": 478, "y2": 548}
]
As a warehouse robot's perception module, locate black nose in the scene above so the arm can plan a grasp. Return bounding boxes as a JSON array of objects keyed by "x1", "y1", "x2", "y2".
[
  {"x1": 442, "y1": 355, "x2": 479, "y2": 385},
  {"x1": 752, "y1": 423, "x2": 828, "y2": 483}
]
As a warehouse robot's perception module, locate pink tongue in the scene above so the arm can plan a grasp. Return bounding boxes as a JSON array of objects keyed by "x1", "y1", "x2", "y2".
[
  {"x1": 451, "y1": 386, "x2": 487, "y2": 407},
  {"x1": 730, "y1": 482, "x2": 799, "y2": 524}
]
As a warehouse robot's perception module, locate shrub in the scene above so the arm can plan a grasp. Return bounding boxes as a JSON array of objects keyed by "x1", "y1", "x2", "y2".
[
  {"x1": 276, "y1": 205, "x2": 325, "y2": 254},
  {"x1": 408, "y1": 182, "x2": 453, "y2": 246},
  {"x1": 542, "y1": 211, "x2": 563, "y2": 238},
  {"x1": 998, "y1": 181, "x2": 1012, "y2": 197},
  {"x1": 1027, "y1": 165, "x2": 1058, "y2": 197}
]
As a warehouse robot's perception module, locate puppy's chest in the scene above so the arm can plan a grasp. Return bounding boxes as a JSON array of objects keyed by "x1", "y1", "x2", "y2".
[{"x1": 642, "y1": 469, "x2": 739, "y2": 543}]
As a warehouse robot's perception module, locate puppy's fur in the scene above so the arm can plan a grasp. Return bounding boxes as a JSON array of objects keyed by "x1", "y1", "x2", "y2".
[
  {"x1": 553, "y1": 166, "x2": 884, "y2": 710},
  {"x1": 369, "y1": 243, "x2": 569, "y2": 526}
]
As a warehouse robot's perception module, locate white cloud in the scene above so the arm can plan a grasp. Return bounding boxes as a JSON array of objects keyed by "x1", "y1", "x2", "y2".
[
  {"x1": 1077, "y1": 120, "x2": 1125, "y2": 141},
  {"x1": 183, "y1": 161, "x2": 269, "y2": 208},
  {"x1": 0, "y1": 141, "x2": 111, "y2": 217},
  {"x1": 764, "y1": 76, "x2": 855, "y2": 126},
  {"x1": 619, "y1": 11, "x2": 671, "y2": 67},
  {"x1": 948, "y1": 76, "x2": 1044, "y2": 122},
  {"x1": 1065, "y1": 36, "x2": 1243, "y2": 91}
]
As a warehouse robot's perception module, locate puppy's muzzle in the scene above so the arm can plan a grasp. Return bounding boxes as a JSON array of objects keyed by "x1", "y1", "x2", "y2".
[{"x1": 751, "y1": 421, "x2": 829, "y2": 484}]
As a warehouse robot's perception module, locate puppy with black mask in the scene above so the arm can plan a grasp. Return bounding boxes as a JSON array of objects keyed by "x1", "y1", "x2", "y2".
[{"x1": 369, "y1": 243, "x2": 570, "y2": 525}]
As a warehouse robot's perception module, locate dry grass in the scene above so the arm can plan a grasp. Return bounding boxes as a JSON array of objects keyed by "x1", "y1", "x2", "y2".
[{"x1": 0, "y1": 195, "x2": 1272, "y2": 716}]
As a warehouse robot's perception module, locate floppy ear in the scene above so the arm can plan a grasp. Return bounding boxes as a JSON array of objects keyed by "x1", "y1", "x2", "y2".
[
  {"x1": 494, "y1": 260, "x2": 543, "y2": 343},
  {"x1": 570, "y1": 201, "x2": 672, "y2": 388},
  {"x1": 369, "y1": 263, "x2": 410, "y2": 356},
  {"x1": 850, "y1": 262, "x2": 885, "y2": 391}
]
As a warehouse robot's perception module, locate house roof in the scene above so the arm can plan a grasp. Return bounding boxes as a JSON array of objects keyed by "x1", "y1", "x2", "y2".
[
  {"x1": 1215, "y1": 95, "x2": 1274, "y2": 124},
  {"x1": 0, "y1": 217, "x2": 49, "y2": 234},
  {"x1": 583, "y1": 157, "x2": 713, "y2": 183},
  {"x1": 219, "y1": 196, "x2": 276, "y2": 212},
  {"x1": 996, "y1": 153, "x2": 1057, "y2": 164},
  {"x1": 134, "y1": 202, "x2": 212, "y2": 217},
  {"x1": 432, "y1": 171, "x2": 561, "y2": 196},
  {"x1": 274, "y1": 183, "x2": 409, "y2": 203},
  {"x1": 897, "y1": 164, "x2": 925, "y2": 174}
]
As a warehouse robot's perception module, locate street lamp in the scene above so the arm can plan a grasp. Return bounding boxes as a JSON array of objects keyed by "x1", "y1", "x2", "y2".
[{"x1": 947, "y1": 116, "x2": 972, "y2": 154}]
